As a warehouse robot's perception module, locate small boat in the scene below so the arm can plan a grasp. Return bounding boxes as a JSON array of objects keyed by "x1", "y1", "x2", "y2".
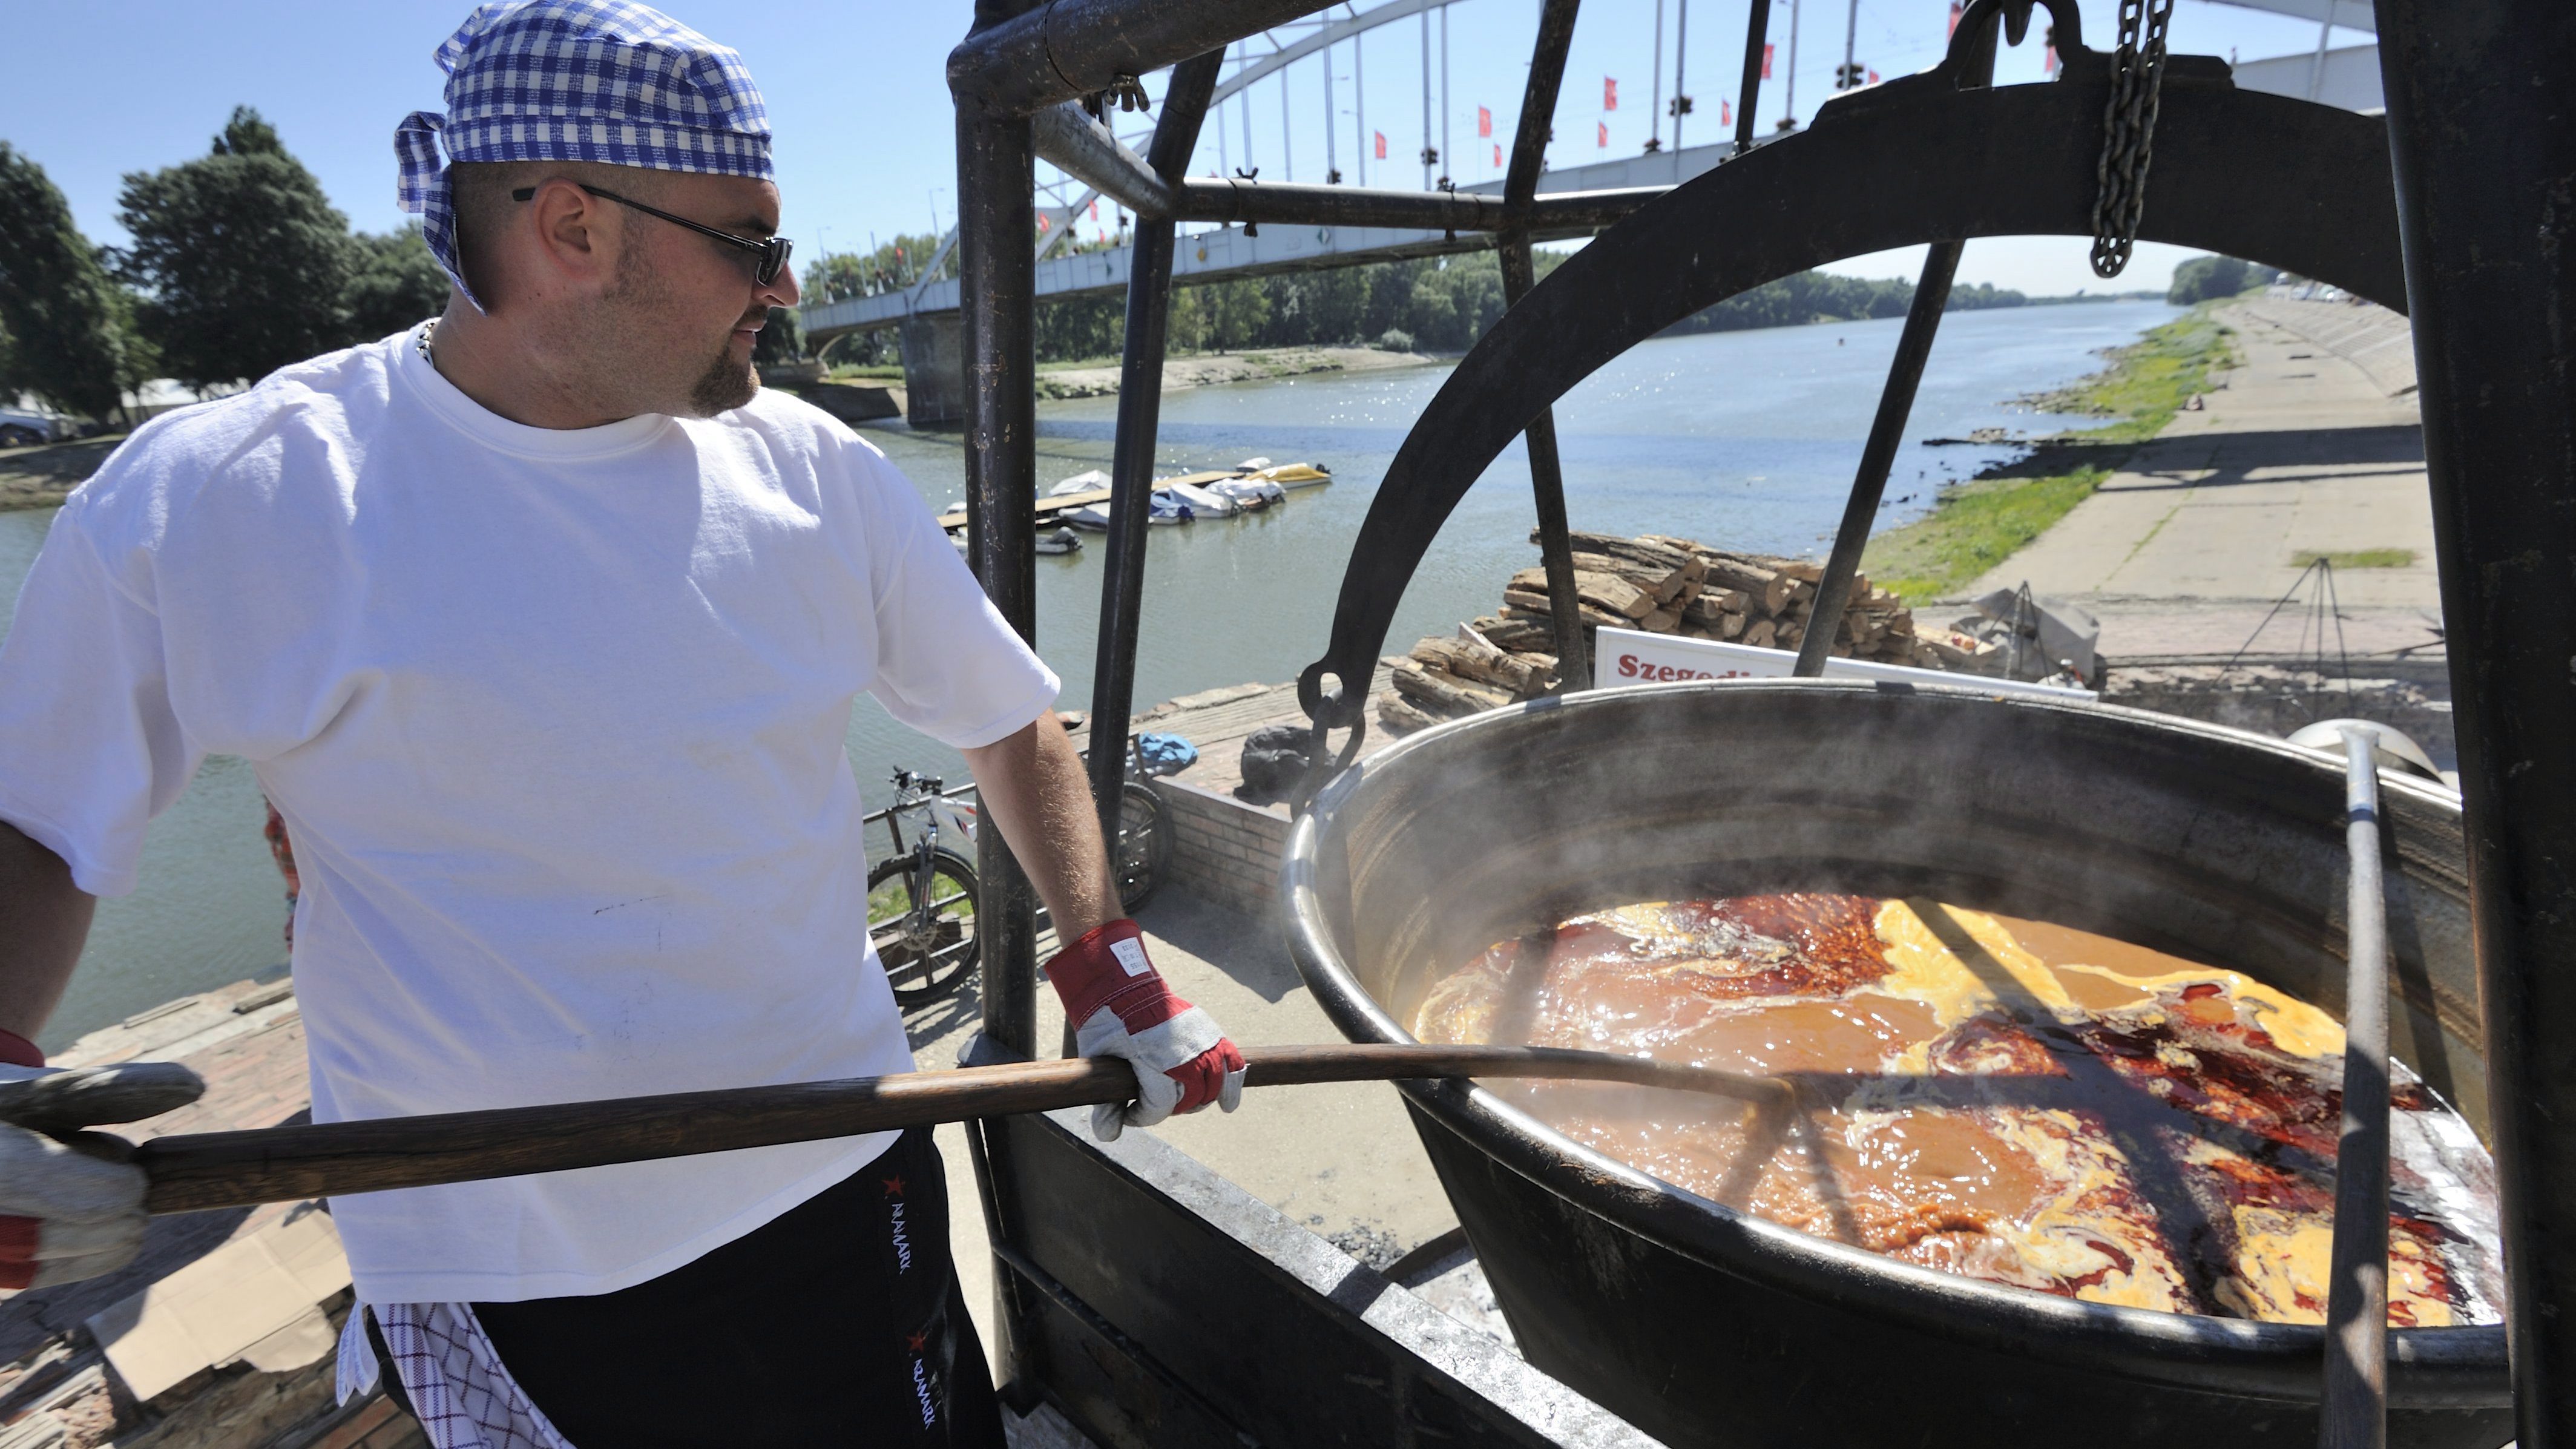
[
  {"x1": 1067, "y1": 493, "x2": 1193, "y2": 531},
  {"x1": 1034, "y1": 525, "x2": 1082, "y2": 555},
  {"x1": 1252, "y1": 461, "x2": 1332, "y2": 488},
  {"x1": 1234, "y1": 456, "x2": 1273, "y2": 472},
  {"x1": 1209, "y1": 477, "x2": 1286, "y2": 511},
  {"x1": 1048, "y1": 468, "x2": 1109, "y2": 496},
  {"x1": 951, "y1": 532, "x2": 969, "y2": 553},
  {"x1": 1160, "y1": 479, "x2": 1239, "y2": 517}
]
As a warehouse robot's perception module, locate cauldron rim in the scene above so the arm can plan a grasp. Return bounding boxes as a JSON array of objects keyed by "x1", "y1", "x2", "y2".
[{"x1": 1281, "y1": 678, "x2": 2508, "y2": 1408}]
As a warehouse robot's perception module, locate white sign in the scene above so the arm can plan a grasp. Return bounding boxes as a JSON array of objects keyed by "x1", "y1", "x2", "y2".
[{"x1": 1592, "y1": 626, "x2": 2097, "y2": 701}]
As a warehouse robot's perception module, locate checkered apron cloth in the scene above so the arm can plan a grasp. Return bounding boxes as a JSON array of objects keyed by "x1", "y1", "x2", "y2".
[{"x1": 337, "y1": 1302, "x2": 573, "y2": 1449}]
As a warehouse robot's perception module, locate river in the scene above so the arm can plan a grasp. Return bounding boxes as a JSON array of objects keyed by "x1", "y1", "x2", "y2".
[{"x1": 1, "y1": 298, "x2": 2177, "y2": 1049}]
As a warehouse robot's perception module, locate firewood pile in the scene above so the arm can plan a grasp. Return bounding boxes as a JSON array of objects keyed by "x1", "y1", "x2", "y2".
[{"x1": 1379, "y1": 529, "x2": 1986, "y2": 736}]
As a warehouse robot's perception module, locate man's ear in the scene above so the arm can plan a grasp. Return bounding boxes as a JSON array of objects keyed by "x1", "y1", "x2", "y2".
[{"x1": 525, "y1": 177, "x2": 618, "y2": 290}]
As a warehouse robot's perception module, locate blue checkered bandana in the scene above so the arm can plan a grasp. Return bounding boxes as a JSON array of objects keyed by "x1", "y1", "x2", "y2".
[{"x1": 396, "y1": 1, "x2": 773, "y2": 309}]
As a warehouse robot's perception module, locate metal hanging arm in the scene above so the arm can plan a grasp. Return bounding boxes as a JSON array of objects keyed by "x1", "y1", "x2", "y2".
[
  {"x1": 1085, "y1": 51, "x2": 1223, "y2": 852},
  {"x1": 1793, "y1": 12, "x2": 2005, "y2": 678},
  {"x1": 1502, "y1": 0, "x2": 1592, "y2": 694}
]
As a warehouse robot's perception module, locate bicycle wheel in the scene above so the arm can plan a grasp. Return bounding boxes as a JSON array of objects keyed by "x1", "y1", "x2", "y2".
[
  {"x1": 1112, "y1": 780, "x2": 1172, "y2": 912},
  {"x1": 867, "y1": 848, "x2": 980, "y2": 1006}
]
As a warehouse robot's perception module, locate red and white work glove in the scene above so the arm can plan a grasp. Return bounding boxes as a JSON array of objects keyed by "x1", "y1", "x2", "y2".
[
  {"x1": 0, "y1": 1031, "x2": 202, "y2": 1292},
  {"x1": 1045, "y1": 919, "x2": 1246, "y2": 1141}
]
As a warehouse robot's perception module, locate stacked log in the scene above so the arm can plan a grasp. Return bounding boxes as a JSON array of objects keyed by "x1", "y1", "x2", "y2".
[
  {"x1": 1381, "y1": 624, "x2": 1559, "y2": 736},
  {"x1": 1377, "y1": 529, "x2": 1967, "y2": 736}
]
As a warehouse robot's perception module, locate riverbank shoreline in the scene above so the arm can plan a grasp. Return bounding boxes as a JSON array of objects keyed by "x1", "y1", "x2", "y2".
[
  {"x1": 1035, "y1": 344, "x2": 1436, "y2": 399},
  {"x1": 0, "y1": 433, "x2": 128, "y2": 513},
  {"x1": 1859, "y1": 304, "x2": 2241, "y2": 602}
]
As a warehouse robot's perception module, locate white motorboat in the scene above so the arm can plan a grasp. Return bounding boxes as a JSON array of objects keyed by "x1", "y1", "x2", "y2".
[
  {"x1": 1048, "y1": 468, "x2": 1109, "y2": 496},
  {"x1": 1209, "y1": 477, "x2": 1286, "y2": 511},
  {"x1": 1159, "y1": 479, "x2": 1239, "y2": 517},
  {"x1": 1066, "y1": 492, "x2": 1193, "y2": 531}
]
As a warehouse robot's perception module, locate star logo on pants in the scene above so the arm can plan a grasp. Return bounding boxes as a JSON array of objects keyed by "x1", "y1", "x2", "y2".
[
  {"x1": 907, "y1": 1330, "x2": 928, "y2": 1353},
  {"x1": 882, "y1": 1176, "x2": 907, "y2": 1197}
]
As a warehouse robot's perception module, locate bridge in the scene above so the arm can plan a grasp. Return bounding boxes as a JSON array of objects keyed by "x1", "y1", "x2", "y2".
[{"x1": 808, "y1": 0, "x2": 2380, "y2": 422}]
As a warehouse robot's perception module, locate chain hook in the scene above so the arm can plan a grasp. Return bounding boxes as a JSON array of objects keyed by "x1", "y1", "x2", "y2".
[{"x1": 2089, "y1": 0, "x2": 2178, "y2": 278}]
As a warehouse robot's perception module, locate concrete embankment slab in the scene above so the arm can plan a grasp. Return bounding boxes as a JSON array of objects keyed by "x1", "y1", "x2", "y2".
[{"x1": 1966, "y1": 298, "x2": 2439, "y2": 645}]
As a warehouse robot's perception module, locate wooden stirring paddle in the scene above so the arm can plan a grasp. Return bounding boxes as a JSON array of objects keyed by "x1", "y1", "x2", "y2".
[{"x1": 125, "y1": 1044, "x2": 1785, "y2": 1215}]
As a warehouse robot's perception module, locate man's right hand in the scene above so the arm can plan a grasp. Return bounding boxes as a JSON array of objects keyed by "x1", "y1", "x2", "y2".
[{"x1": 0, "y1": 1060, "x2": 203, "y2": 1290}]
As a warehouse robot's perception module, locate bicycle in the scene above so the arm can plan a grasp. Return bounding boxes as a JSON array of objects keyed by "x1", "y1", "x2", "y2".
[
  {"x1": 868, "y1": 770, "x2": 982, "y2": 1007},
  {"x1": 867, "y1": 752, "x2": 1173, "y2": 1007}
]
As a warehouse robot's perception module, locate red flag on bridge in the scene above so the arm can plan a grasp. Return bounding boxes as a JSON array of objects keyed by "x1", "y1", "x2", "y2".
[
  {"x1": 1037, "y1": 214, "x2": 1051, "y2": 232},
  {"x1": 1478, "y1": 105, "x2": 1493, "y2": 136},
  {"x1": 1948, "y1": 1, "x2": 1963, "y2": 36},
  {"x1": 1763, "y1": 43, "x2": 1776, "y2": 79},
  {"x1": 1374, "y1": 130, "x2": 1387, "y2": 159},
  {"x1": 1088, "y1": 198, "x2": 1099, "y2": 219},
  {"x1": 1604, "y1": 77, "x2": 1618, "y2": 111},
  {"x1": 1493, "y1": 142, "x2": 1502, "y2": 166},
  {"x1": 2044, "y1": 45, "x2": 2059, "y2": 74},
  {"x1": 1721, "y1": 99, "x2": 1732, "y2": 126},
  {"x1": 1867, "y1": 68, "x2": 1879, "y2": 84},
  {"x1": 1597, "y1": 120, "x2": 1608, "y2": 147}
]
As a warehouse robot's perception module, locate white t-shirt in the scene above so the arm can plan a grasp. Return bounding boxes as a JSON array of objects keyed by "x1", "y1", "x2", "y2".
[{"x1": 0, "y1": 331, "x2": 1059, "y2": 1304}]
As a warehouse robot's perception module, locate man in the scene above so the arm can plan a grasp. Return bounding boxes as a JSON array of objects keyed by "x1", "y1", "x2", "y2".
[{"x1": 0, "y1": 4, "x2": 1243, "y2": 1444}]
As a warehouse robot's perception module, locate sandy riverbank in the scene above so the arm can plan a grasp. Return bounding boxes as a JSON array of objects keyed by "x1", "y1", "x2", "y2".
[
  {"x1": 0, "y1": 433, "x2": 126, "y2": 513},
  {"x1": 1035, "y1": 344, "x2": 1436, "y2": 399}
]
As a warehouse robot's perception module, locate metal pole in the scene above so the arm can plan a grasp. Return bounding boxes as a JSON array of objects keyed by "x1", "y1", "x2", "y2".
[
  {"x1": 1792, "y1": 242, "x2": 1959, "y2": 676},
  {"x1": 1840, "y1": 0, "x2": 1857, "y2": 88},
  {"x1": 1732, "y1": 0, "x2": 1770, "y2": 157},
  {"x1": 1502, "y1": 0, "x2": 1589, "y2": 691},
  {"x1": 1324, "y1": 39, "x2": 1339, "y2": 182},
  {"x1": 1355, "y1": 28, "x2": 1368, "y2": 186},
  {"x1": 2307, "y1": 15, "x2": 2334, "y2": 103},
  {"x1": 1421, "y1": 9, "x2": 1436, "y2": 188},
  {"x1": 2374, "y1": 2, "x2": 2576, "y2": 1442},
  {"x1": 1086, "y1": 51, "x2": 1220, "y2": 859},
  {"x1": 956, "y1": 107, "x2": 1041, "y2": 1061},
  {"x1": 1649, "y1": 0, "x2": 1664, "y2": 153},
  {"x1": 1783, "y1": 0, "x2": 1800, "y2": 129},
  {"x1": 1439, "y1": 5, "x2": 1451, "y2": 186},
  {"x1": 1672, "y1": 0, "x2": 1689, "y2": 151},
  {"x1": 1281, "y1": 65, "x2": 1293, "y2": 180},
  {"x1": 2321, "y1": 728, "x2": 2391, "y2": 1449}
]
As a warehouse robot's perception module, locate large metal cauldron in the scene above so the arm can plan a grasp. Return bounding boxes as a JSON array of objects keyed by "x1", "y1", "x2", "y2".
[{"x1": 1283, "y1": 682, "x2": 2511, "y2": 1448}]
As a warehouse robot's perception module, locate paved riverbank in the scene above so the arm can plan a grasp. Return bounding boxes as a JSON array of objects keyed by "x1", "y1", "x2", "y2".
[{"x1": 1964, "y1": 297, "x2": 2441, "y2": 661}]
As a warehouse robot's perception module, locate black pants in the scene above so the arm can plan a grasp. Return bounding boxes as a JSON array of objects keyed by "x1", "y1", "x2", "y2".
[{"x1": 375, "y1": 1128, "x2": 1005, "y2": 1447}]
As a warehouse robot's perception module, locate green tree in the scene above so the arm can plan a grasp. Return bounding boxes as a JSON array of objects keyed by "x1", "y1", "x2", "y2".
[
  {"x1": 752, "y1": 304, "x2": 804, "y2": 366},
  {"x1": 342, "y1": 226, "x2": 448, "y2": 341},
  {"x1": 2166, "y1": 255, "x2": 2275, "y2": 305},
  {"x1": 116, "y1": 106, "x2": 355, "y2": 389},
  {"x1": 0, "y1": 142, "x2": 134, "y2": 418}
]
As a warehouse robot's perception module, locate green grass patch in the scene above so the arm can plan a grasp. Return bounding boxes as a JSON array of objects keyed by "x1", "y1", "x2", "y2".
[
  {"x1": 2025, "y1": 306, "x2": 2239, "y2": 444},
  {"x1": 1865, "y1": 466, "x2": 2111, "y2": 602},
  {"x1": 1862, "y1": 305, "x2": 2242, "y2": 602},
  {"x1": 2293, "y1": 548, "x2": 2416, "y2": 570}
]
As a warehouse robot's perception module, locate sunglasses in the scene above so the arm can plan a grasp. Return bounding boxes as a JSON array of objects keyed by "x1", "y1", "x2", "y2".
[{"x1": 513, "y1": 182, "x2": 794, "y2": 286}]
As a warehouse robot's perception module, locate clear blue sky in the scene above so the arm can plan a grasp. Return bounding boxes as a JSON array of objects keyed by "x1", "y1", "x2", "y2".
[{"x1": 2, "y1": 1, "x2": 2362, "y2": 297}]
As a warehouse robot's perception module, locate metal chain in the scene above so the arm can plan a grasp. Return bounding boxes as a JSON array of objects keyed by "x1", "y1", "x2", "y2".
[{"x1": 2089, "y1": 0, "x2": 2177, "y2": 278}]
